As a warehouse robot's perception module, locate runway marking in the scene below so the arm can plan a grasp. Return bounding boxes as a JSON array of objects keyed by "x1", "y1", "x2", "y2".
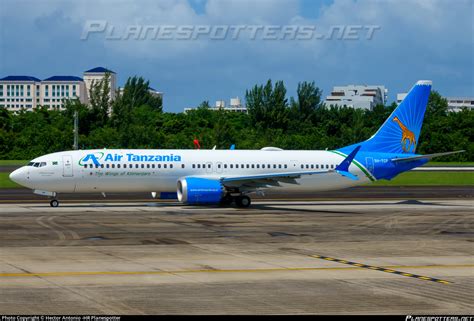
[
  {"x1": 310, "y1": 255, "x2": 454, "y2": 284},
  {"x1": 0, "y1": 264, "x2": 471, "y2": 279}
]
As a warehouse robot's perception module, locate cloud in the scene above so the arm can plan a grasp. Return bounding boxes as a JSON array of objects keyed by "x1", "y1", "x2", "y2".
[{"x1": 0, "y1": 0, "x2": 472, "y2": 111}]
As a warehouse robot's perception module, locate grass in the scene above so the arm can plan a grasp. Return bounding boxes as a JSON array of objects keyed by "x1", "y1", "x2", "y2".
[
  {"x1": 371, "y1": 171, "x2": 474, "y2": 186},
  {"x1": 426, "y1": 161, "x2": 474, "y2": 166},
  {"x1": 0, "y1": 172, "x2": 21, "y2": 188},
  {"x1": 0, "y1": 160, "x2": 28, "y2": 166}
]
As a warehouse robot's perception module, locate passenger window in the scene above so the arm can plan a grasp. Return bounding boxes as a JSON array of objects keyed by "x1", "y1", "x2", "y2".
[
  {"x1": 326, "y1": 164, "x2": 329, "y2": 169},
  {"x1": 224, "y1": 164, "x2": 227, "y2": 169},
  {"x1": 112, "y1": 164, "x2": 115, "y2": 168},
  {"x1": 316, "y1": 165, "x2": 319, "y2": 169},
  {"x1": 170, "y1": 164, "x2": 173, "y2": 169},
  {"x1": 158, "y1": 164, "x2": 161, "y2": 169},
  {"x1": 230, "y1": 164, "x2": 233, "y2": 169},
  {"x1": 117, "y1": 164, "x2": 121, "y2": 169},
  {"x1": 218, "y1": 164, "x2": 221, "y2": 168},
  {"x1": 181, "y1": 164, "x2": 185, "y2": 169},
  {"x1": 146, "y1": 164, "x2": 150, "y2": 168},
  {"x1": 164, "y1": 164, "x2": 167, "y2": 169},
  {"x1": 284, "y1": 164, "x2": 287, "y2": 169},
  {"x1": 95, "y1": 164, "x2": 99, "y2": 168},
  {"x1": 192, "y1": 164, "x2": 195, "y2": 169},
  {"x1": 208, "y1": 164, "x2": 211, "y2": 169},
  {"x1": 197, "y1": 164, "x2": 201, "y2": 169},
  {"x1": 251, "y1": 164, "x2": 255, "y2": 169},
  {"x1": 152, "y1": 164, "x2": 155, "y2": 169},
  {"x1": 246, "y1": 164, "x2": 250, "y2": 168},
  {"x1": 236, "y1": 164, "x2": 239, "y2": 169},
  {"x1": 256, "y1": 164, "x2": 259, "y2": 169},
  {"x1": 135, "y1": 164, "x2": 139, "y2": 168},
  {"x1": 279, "y1": 164, "x2": 282, "y2": 169},
  {"x1": 101, "y1": 164, "x2": 104, "y2": 168}
]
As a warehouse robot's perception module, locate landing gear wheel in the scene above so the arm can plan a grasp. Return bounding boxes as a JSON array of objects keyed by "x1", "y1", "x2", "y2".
[
  {"x1": 50, "y1": 199, "x2": 59, "y2": 207},
  {"x1": 236, "y1": 195, "x2": 251, "y2": 208}
]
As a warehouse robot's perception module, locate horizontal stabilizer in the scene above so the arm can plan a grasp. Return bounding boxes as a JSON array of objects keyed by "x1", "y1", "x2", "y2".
[
  {"x1": 335, "y1": 170, "x2": 359, "y2": 181},
  {"x1": 391, "y1": 150, "x2": 465, "y2": 163}
]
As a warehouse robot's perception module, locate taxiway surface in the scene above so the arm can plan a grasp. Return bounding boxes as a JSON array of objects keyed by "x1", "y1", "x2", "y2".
[{"x1": 0, "y1": 200, "x2": 472, "y2": 314}]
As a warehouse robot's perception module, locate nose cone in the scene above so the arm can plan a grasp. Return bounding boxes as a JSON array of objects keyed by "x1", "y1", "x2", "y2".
[{"x1": 9, "y1": 167, "x2": 27, "y2": 187}]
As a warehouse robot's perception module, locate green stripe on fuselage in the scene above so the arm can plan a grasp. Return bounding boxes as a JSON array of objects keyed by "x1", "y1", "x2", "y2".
[{"x1": 329, "y1": 150, "x2": 376, "y2": 182}]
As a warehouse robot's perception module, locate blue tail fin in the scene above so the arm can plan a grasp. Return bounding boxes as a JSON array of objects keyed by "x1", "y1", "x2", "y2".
[{"x1": 340, "y1": 80, "x2": 432, "y2": 154}]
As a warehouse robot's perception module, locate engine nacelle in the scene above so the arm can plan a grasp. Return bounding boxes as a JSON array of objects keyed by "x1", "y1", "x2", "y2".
[{"x1": 177, "y1": 177, "x2": 224, "y2": 204}]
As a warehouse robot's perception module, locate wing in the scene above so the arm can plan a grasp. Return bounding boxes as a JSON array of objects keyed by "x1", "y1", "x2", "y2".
[
  {"x1": 221, "y1": 146, "x2": 361, "y2": 190},
  {"x1": 390, "y1": 150, "x2": 465, "y2": 163}
]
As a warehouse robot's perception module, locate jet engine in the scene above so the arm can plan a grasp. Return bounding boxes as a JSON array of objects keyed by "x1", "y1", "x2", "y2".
[{"x1": 177, "y1": 177, "x2": 224, "y2": 204}]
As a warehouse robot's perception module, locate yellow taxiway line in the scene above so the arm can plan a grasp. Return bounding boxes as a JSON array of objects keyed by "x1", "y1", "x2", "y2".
[{"x1": 0, "y1": 264, "x2": 471, "y2": 281}]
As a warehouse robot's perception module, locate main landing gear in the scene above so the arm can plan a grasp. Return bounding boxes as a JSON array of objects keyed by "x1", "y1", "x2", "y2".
[
  {"x1": 221, "y1": 194, "x2": 251, "y2": 208},
  {"x1": 236, "y1": 195, "x2": 251, "y2": 208},
  {"x1": 50, "y1": 199, "x2": 59, "y2": 207}
]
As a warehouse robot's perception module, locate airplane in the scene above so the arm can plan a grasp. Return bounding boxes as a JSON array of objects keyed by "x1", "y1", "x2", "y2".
[{"x1": 9, "y1": 80, "x2": 464, "y2": 208}]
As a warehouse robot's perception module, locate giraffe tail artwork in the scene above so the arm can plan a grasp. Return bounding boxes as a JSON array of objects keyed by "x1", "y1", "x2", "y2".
[
  {"x1": 337, "y1": 80, "x2": 464, "y2": 181},
  {"x1": 340, "y1": 80, "x2": 432, "y2": 155}
]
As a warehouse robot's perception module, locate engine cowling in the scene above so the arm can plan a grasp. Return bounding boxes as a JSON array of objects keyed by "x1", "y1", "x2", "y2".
[{"x1": 177, "y1": 177, "x2": 224, "y2": 204}]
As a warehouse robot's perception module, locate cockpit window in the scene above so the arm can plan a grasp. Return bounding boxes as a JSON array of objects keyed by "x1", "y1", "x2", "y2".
[{"x1": 29, "y1": 162, "x2": 47, "y2": 167}]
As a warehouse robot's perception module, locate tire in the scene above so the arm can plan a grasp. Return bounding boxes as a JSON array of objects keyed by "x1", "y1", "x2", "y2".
[
  {"x1": 236, "y1": 195, "x2": 251, "y2": 208},
  {"x1": 50, "y1": 199, "x2": 59, "y2": 207}
]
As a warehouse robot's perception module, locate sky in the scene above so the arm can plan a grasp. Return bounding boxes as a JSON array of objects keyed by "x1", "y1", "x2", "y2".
[{"x1": 0, "y1": 0, "x2": 472, "y2": 112}]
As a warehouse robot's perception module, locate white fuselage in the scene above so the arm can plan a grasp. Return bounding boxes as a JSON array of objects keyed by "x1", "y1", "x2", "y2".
[{"x1": 10, "y1": 149, "x2": 373, "y2": 195}]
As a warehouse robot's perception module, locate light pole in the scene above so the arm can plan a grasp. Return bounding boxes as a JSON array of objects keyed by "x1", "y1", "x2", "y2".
[{"x1": 73, "y1": 110, "x2": 78, "y2": 150}]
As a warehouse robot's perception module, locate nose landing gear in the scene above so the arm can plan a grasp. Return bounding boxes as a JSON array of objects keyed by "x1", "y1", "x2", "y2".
[{"x1": 50, "y1": 199, "x2": 59, "y2": 207}]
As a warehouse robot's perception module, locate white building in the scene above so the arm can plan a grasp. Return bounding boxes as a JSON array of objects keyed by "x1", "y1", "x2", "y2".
[
  {"x1": 185, "y1": 97, "x2": 247, "y2": 113},
  {"x1": 0, "y1": 76, "x2": 41, "y2": 111},
  {"x1": 0, "y1": 67, "x2": 117, "y2": 112},
  {"x1": 396, "y1": 93, "x2": 407, "y2": 104},
  {"x1": 324, "y1": 85, "x2": 388, "y2": 110},
  {"x1": 117, "y1": 87, "x2": 163, "y2": 100},
  {"x1": 40, "y1": 76, "x2": 87, "y2": 110},
  {"x1": 397, "y1": 93, "x2": 474, "y2": 112},
  {"x1": 446, "y1": 97, "x2": 474, "y2": 112}
]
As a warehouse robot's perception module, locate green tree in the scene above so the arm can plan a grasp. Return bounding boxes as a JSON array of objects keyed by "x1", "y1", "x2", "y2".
[
  {"x1": 290, "y1": 81, "x2": 323, "y2": 121},
  {"x1": 88, "y1": 72, "x2": 112, "y2": 129}
]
